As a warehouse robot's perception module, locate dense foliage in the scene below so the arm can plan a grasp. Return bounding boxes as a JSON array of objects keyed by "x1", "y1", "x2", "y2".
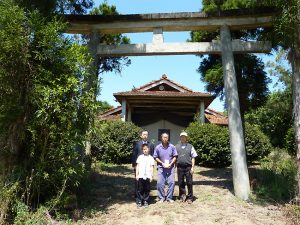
[
  {"x1": 250, "y1": 149, "x2": 297, "y2": 201},
  {"x1": 245, "y1": 51, "x2": 293, "y2": 150},
  {"x1": 92, "y1": 120, "x2": 142, "y2": 164},
  {"x1": 186, "y1": 123, "x2": 231, "y2": 167},
  {"x1": 186, "y1": 122, "x2": 272, "y2": 167},
  {"x1": 97, "y1": 101, "x2": 113, "y2": 113},
  {"x1": 190, "y1": 0, "x2": 270, "y2": 115},
  {"x1": 246, "y1": 91, "x2": 293, "y2": 147},
  {"x1": 15, "y1": 0, "x2": 94, "y2": 15},
  {"x1": 0, "y1": 0, "x2": 97, "y2": 222},
  {"x1": 88, "y1": 3, "x2": 131, "y2": 74},
  {"x1": 244, "y1": 123, "x2": 273, "y2": 162}
]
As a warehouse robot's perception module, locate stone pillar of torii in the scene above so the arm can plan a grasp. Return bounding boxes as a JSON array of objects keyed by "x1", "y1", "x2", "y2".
[{"x1": 65, "y1": 8, "x2": 274, "y2": 200}]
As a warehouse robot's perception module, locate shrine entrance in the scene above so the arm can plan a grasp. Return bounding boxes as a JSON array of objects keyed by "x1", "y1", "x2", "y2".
[{"x1": 65, "y1": 8, "x2": 273, "y2": 200}]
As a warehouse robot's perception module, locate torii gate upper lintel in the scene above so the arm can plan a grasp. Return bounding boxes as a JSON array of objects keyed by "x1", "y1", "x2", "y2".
[{"x1": 64, "y1": 8, "x2": 275, "y2": 201}]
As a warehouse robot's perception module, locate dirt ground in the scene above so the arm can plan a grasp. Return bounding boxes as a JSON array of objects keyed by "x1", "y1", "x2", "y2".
[{"x1": 73, "y1": 164, "x2": 287, "y2": 225}]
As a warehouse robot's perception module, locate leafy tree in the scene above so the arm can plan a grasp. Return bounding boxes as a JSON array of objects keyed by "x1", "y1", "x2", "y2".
[
  {"x1": 197, "y1": 54, "x2": 270, "y2": 116},
  {"x1": 190, "y1": 0, "x2": 270, "y2": 117},
  {"x1": 247, "y1": 1, "x2": 300, "y2": 198},
  {"x1": 88, "y1": 3, "x2": 131, "y2": 74},
  {"x1": 201, "y1": 0, "x2": 300, "y2": 198},
  {"x1": 245, "y1": 51, "x2": 293, "y2": 148},
  {"x1": 0, "y1": 0, "x2": 97, "y2": 220},
  {"x1": 97, "y1": 101, "x2": 113, "y2": 113},
  {"x1": 15, "y1": 0, "x2": 94, "y2": 15},
  {"x1": 246, "y1": 91, "x2": 292, "y2": 146}
]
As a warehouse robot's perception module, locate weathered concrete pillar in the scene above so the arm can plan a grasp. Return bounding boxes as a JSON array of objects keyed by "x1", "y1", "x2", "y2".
[
  {"x1": 127, "y1": 106, "x2": 132, "y2": 122},
  {"x1": 199, "y1": 101, "x2": 205, "y2": 124},
  {"x1": 220, "y1": 25, "x2": 250, "y2": 200},
  {"x1": 87, "y1": 30, "x2": 101, "y2": 91},
  {"x1": 152, "y1": 28, "x2": 164, "y2": 44},
  {"x1": 121, "y1": 98, "x2": 127, "y2": 122},
  {"x1": 85, "y1": 30, "x2": 100, "y2": 159}
]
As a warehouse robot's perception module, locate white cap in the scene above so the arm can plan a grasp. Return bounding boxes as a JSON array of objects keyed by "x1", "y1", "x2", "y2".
[{"x1": 180, "y1": 131, "x2": 188, "y2": 137}]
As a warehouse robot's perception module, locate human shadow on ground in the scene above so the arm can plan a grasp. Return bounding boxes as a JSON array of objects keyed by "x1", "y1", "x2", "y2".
[
  {"x1": 75, "y1": 164, "x2": 158, "y2": 221},
  {"x1": 194, "y1": 167, "x2": 234, "y2": 192}
]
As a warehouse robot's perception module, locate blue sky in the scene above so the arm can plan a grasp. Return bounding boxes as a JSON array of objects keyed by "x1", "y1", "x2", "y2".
[{"x1": 93, "y1": 0, "x2": 282, "y2": 112}]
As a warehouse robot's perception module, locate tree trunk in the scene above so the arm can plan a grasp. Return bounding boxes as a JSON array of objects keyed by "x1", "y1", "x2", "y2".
[
  {"x1": 290, "y1": 22, "x2": 300, "y2": 199},
  {"x1": 292, "y1": 50, "x2": 300, "y2": 198}
]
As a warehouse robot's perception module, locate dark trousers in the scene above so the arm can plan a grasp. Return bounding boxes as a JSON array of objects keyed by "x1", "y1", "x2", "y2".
[
  {"x1": 177, "y1": 166, "x2": 193, "y2": 200},
  {"x1": 134, "y1": 168, "x2": 137, "y2": 197},
  {"x1": 136, "y1": 178, "x2": 150, "y2": 203}
]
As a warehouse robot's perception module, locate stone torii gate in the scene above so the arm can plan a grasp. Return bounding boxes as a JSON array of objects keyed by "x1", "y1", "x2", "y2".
[{"x1": 65, "y1": 8, "x2": 273, "y2": 201}]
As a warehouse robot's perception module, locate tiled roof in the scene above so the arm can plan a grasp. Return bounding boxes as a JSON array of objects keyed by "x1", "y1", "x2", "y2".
[
  {"x1": 98, "y1": 106, "x2": 122, "y2": 117},
  {"x1": 132, "y1": 74, "x2": 193, "y2": 92},
  {"x1": 114, "y1": 91, "x2": 212, "y2": 97},
  {"x1": 98, "y1": 114, "x2": 121, "y2": 120},
  {"x1": 205, "y1": 108, "x2": 228, "y2": 125}
]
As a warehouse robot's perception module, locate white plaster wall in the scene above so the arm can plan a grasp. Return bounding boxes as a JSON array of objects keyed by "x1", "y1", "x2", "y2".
[{"x1": 143, "y1": 120, "x2": 185, "y2": 145}]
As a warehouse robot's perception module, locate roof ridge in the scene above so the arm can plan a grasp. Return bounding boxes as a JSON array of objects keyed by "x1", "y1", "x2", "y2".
[
  {"x1": 133, "y1": 74, "x2": 193, "y2": 92},
  {"x1": 206, "y1": 108, "x2": 226, "y2": 116},
  {"x1": 164, "y1": 75, "x2": 193, "y2": 92},
  {"x1": 100, "y1": 105, "x2": 122, "y2": 115}
]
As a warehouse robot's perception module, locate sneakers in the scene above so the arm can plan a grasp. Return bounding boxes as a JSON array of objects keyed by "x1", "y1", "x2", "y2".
[
  {"x1": 137, "y1": 202, "x2": 142, "y2": 208},
  {"x1": 180, "y1": 194, "x2": 186, "y2": 202},
  {"x1": 144, "y1": 201, "x2": 149, "y2": 208},
  {"x1": 158, "y1": 199, "x2": 165, "y2": 203},
  {"x1": 158, "y1": 198, "x2": 174, "y2": 203},
  {"x1": 186, "y1": 199, "x2": 193, "y2": 204}
]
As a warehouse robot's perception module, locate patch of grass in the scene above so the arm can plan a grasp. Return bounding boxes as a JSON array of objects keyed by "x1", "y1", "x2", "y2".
[
  {"x1": 163, "y1": 214, "x2": 174, "y2": 225},
  {"x1": 76, "y1": 161, "x2": 135, "y2": 221},
  {"x1": 249, "y1": 149, "x2": 297, "y2": 203},
  {"x1": 197, "y1": 193, "x2": 218, "y2": 202},
  {"x1": 284, "y1": 204, "x2": 300, "y2": 225},
  {"x1": 93, "y1": 161, "x2": 132, "y2": 175}
]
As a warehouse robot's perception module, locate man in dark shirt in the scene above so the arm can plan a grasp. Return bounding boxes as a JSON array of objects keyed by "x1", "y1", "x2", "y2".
[
  {"x1": 132, "y1": 130, "x2": 154, "y2": 197},
  {"x1": 175, "y1": 131, "x2": 197, "y2": 204}
]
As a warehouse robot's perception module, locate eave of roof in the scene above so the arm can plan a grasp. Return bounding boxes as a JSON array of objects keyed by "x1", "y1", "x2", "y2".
[
  {"x1": 114, "y1": 91, "x2": 213, "y2": 97},
  {"x1": 99, "y1": 106, "x2": 228, "y2": 125}
]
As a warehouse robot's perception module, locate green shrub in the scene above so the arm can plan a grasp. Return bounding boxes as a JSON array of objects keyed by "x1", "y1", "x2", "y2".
[
  {"x1": 0, "y1": 181, "x2": 19, "y2": 224},
  {"x1": 244, "y1": 123, "x2": 272, "y2": 162},
  {"x1": 186, "y1": 123, "x2": 231, "y2": 167},
  {"x1": 284, "y1": 127, "x2": 295, "y2": 156},
  {"x1": 250, "y1": 149, "x2": 297, "y2": 201},
  {"x1": 186, "y1": 122, "x2": 272, "y2": 167},
  {"x1": 13, "y1": 201, "x2": 51, "y2": 225},
  {"x1": 91, "y1": 120, "x2": 141, "y2": 164}
]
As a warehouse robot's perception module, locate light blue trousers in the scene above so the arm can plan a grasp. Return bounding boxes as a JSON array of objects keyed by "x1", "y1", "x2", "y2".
[{"x1": 157, "y1": 167, "x2": 175, "y2": 200}]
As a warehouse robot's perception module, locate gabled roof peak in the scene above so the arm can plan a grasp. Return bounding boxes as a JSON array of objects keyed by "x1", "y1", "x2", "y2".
[
  {"x1": 161, "y1": 74, "x2": 168, "y2": 79},
  {"x1": 132, "y1": 74, "x2": 193, "y2": 93}
]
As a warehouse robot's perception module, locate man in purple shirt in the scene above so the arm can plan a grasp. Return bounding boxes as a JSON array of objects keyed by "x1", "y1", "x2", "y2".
[{"x1": 153, "y1": 133, "x2": 178, "y2": 203}]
